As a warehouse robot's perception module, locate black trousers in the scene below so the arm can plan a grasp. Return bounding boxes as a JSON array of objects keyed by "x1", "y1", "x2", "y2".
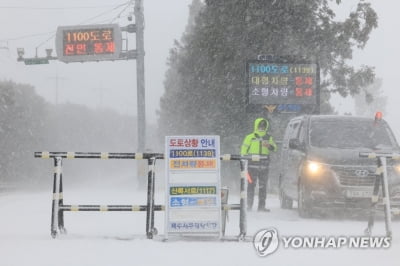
[{"x1": 247, "y1": 163, "x2": 269, "y2": 209}]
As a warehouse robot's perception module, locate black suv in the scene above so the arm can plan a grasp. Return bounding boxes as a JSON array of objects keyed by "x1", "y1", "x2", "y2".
[{"x1": 279, "y1": 115, "x2": 400, "y2": 217}]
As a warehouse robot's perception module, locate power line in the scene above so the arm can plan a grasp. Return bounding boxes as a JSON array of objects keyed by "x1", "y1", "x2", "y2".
[
  {"x1": 0, "y1": 1, "x2": 131, "y2": 49},
  {"x1": 35, "y1": 1, "x2": 130, "y2": 50},
  {"x1": 0, "y1": 4, "x2": 127, "y2": 10},
  {"x1": 110, "y1": 0, "x2": 134, "y2": 23},
  {"x1": 36, "y1": 33, "x2": 57, "y2": 50},
  {"x1": 0, "y1": 31, "x2": 54, "y2": 42},
  {"x1": 78, "y1": 1, "x2": 131, "y2": 25},
  {"x1": 97, "y1": 15, "x2": 130, "y2": 25}
]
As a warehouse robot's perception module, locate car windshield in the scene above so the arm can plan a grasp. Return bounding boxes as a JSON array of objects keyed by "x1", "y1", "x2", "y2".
[{"x1": 309, "y1": 120, "x2": 395, "y2": 149}]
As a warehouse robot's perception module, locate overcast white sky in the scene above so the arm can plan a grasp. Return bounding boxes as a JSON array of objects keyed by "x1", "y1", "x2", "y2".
[
  {"x1": 0, "y1": 1, "x2": 399, "y2": 137},
  {"x1": 0, "y1": 0, "x2": 192, "y2": 124},
  {"x1": 336, "y1": 1, "x2": 400, "y2": 137}
]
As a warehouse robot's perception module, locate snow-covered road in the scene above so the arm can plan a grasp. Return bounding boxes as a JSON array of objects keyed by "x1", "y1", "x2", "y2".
[{"x1": 0, "y1": 187, "x2": 399, "y2": 266}]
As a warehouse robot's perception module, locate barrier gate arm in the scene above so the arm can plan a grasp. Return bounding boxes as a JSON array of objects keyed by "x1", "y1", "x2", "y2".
[
  {"x1": 35, "y1": 152, "x2": 267, "y2": 240},
  {"x1": 34, "y1": 151, "x2": 165, "y2": 160},
  {"x1": 359, "y1": 152, "x2": 400, "y2": 238}
]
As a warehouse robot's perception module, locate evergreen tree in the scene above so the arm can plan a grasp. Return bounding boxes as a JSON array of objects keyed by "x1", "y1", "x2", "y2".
[
  {"x1": 0, "y1": 80, "x2": 48, "y2": 187},
  {"x1": 0, "y1": 80, "x2": 147, "y2": 189},
  {"x1": 158, "y1": 0, "x2": 377, "y2": 153}
]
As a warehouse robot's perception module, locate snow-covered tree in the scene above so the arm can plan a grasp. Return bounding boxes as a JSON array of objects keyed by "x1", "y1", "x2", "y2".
[
  {"x1": 158, "y1": 0, "x2": 378, "y2": 152},
  {"x1": 0, "y1": 80, "x2": 153, "y2": 188},
  {"x1": 0, "y1": 80, "x2": 48, "y2": 187},
  {"x1": 354, "y1": 77, "x2": 386, "y2": 117}
]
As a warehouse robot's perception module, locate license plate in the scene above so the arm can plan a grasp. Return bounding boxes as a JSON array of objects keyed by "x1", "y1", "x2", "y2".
[{"x1": 346, "y1": 190, "x2": 373, "y2": 198}]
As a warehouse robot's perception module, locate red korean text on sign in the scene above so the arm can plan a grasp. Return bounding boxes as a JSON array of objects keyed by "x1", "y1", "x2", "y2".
[
  {"x1": 64, "y1": 44, "x2": 75, "y2": 55},
  {"x1": 75, "y1": 43, "x2": 87, "y2": 55},
  {"x1": 304, "y1": 88, "x2": 313, "y2": 96},
  {"x1": 93, "y1": 43, "x2": 104, "y2": 54},
  {"x1": 295, "y1": 88, "x2": 303, "y2": 97}
]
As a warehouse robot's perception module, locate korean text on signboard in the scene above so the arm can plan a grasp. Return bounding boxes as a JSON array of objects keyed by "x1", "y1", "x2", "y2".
[
  {"x1": 55, "y1": 24, "x2": 122, "y2": 62},
  {"x1": 165, "y1": 136, "x2": 221, "y2": 238},
  {"x1": 247, "y1": 61, "x2": 319, "y2": 105}
]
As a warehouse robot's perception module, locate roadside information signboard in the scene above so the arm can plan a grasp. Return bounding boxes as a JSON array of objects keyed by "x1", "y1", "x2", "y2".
[
  {"x1": 165, "y1": 136, "x2": 221, "y2": 239},
  {"x1": 247, "y1": 61, "x2": 319, "y2": 105}
]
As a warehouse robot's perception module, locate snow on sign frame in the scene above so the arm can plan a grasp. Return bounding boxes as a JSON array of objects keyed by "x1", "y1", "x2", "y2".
[
  {"x1": 55, "y1": 24, "x2": 122, "y2": 63},
  {"x1": 165, "y1": 136, "x2": 221, "y2": 239},
  {"x1": 246, "y1": 59, "x2": 320, "y2": 106}
]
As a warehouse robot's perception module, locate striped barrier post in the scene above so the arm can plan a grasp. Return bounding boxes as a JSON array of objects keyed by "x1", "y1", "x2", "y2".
[
  {"x1": 50, "y1": 157, "x2": 63, "y2": 238},
  {"x1": 359, "y1": 152, "x2": 400, "y2": 238},
  {"x1": 58, "y1": 169, "x2": 65, "y2": 233},
  {"x1": 146, "y1": 157, "x2": 157, "y2": 239},
  {"x1": 35, "y1": 152, "x2": 268, "y2": 240},
  {"x1": 239, "y1": 159, "x2": 248, "y2": 240},
  {"x1": 220, "y1": 154, "x2": 268, "y2": 240}
]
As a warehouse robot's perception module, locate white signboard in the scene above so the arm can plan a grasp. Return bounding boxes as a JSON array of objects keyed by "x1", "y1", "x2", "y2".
[{"x1": 165, "y1": 136, "x2": 221, "y2": 239}]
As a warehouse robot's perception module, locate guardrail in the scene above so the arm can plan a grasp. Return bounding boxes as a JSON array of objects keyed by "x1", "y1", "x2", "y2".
[{"x1": 35, "y1": 151, "x2": 268, "y2": 240}]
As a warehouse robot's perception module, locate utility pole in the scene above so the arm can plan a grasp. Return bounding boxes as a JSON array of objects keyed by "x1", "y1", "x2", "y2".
[
  {"x1": 92, "y1": 84, "x2": 106, "y2": 109},
  {"x1": 135, "y1": 0, "x2": 146, "y2": 152},
  {"x1": 48, "y1": 71, "x2": 67, "y2": 105},
  {"x1": 134, "y1": 0, "x2": 148, "y2": 188}
]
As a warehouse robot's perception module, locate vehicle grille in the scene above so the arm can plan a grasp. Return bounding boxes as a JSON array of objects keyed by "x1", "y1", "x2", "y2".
[{"x1": 331, "y1": 166, "x2": 376, "y2": 187}]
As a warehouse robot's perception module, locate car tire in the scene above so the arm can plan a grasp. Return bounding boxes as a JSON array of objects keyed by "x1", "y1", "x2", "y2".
[
  {"x1": 280, "y1": 188, "x2": 293, "y2": 209},
  {"x1": 279, "y1": 175, "x2": 293, "y2": 209},
  {"x1": 298, "y1": 178, "x2": 313, "y2": 218}
]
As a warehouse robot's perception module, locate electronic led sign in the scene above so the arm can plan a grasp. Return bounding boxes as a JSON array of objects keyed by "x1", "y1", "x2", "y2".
[
  {"x1": 56, "y1": 24, "x2": 122, "y2": 62},
  {"x1": 247, "y1": 60, "x2": 320, "y2": 105}
]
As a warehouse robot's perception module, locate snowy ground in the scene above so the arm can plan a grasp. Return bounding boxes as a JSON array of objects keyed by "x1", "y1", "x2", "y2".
[{"x1": 0, "y1": 185, "x2": 399, "y2": 266}]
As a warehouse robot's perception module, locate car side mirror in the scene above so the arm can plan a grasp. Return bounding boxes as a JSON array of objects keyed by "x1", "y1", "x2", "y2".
[{"x1": 289, "y1": 138, "x2": 304, "y2": 150}]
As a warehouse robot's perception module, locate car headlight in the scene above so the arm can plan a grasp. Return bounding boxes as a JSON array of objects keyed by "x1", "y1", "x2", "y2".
[
  {"x1": 306, "y1": 161, "x2": 323, "y2": 175},
  {"x1": 394, "y1": 165, "x2": 400, "y2": 175}
]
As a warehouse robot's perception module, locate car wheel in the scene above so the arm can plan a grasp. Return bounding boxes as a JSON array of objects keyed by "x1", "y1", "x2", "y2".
[
  {"x1": 279, "y1": 188, "x2": 293, "y2": 209},
  {"x1": 298, "y1": 178, "x2": 313, "y2": 218},
  {"x1": 279, "y1": 175, "x2": 293, "y2": 209}
]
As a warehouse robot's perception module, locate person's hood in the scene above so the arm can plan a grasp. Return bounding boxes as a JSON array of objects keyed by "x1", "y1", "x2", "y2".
[{"x1": 253, "y1": 117, "x2": 269, "y2": 137}]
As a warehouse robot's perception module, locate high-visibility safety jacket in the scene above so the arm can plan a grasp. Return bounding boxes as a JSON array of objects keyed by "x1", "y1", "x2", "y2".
[{"x1": 241, "y1": 117, "x2": 277, "y2": 156}]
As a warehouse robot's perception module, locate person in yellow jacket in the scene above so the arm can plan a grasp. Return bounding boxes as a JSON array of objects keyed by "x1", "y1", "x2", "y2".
[{"x1": 241, "y1": 117, "x2": 277, "y2": 212}]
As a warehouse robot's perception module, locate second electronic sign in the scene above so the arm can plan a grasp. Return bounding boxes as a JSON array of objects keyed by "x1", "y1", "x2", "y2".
[{"x1": 247, "y1": 61, "x2": 320, "y2": 105}]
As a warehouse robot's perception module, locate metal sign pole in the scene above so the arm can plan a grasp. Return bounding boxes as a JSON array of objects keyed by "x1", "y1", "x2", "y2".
[{"x1": 135, "y1": 0, "x2": 146, "y2": 151}]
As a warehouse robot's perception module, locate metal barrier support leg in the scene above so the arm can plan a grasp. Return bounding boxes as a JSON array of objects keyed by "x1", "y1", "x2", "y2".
[
  {"x1": 365, "y1": 158, "x2": 383, "y2": 236},
  {"x1": 150, "y1": 158, "x2": 157, "y2": 236},
  {"x1": 51, "y1": 157, "x2": 62, "y2": 238},
  {"x1": 380, "y1": 157, "x2": 392, "y2": 238},
  {"x1": 58, "y1": 173, "x2": 66, "y2": 233},
  {"x1": 238, "y1": 159, "x2": 248, "y2": 240},
  {"x1": 221, "y1": 187, "x2": 229, "y2": 237},
  {"x1": 146, "y1": 157, "x2": 156, "y2": 239}
]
